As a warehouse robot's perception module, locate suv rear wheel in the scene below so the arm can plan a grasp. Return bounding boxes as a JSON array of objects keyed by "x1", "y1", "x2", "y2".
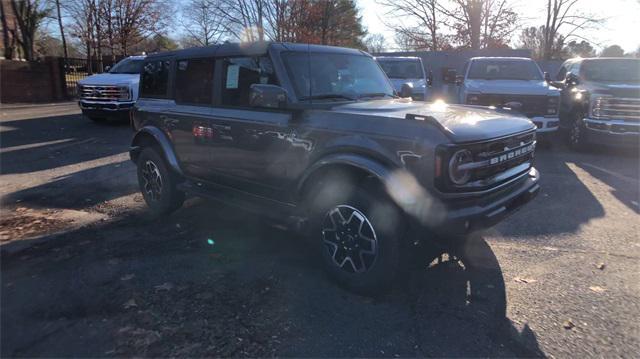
[
  {"x1": 308, "y1": 180, "x2": 405, "y2": 294},
  {"x1": 136, "y1": 147, "x2": 185, "y2": 216}
]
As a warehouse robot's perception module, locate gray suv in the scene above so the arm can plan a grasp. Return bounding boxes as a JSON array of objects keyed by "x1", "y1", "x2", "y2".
[{"x1": 130, "y1": 42, "x2": 540, "y2": 293}]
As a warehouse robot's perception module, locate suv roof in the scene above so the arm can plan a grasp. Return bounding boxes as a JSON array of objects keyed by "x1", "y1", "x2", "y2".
[{"x1": 145, "y1": 42, "x2": 367, "y2": 60}]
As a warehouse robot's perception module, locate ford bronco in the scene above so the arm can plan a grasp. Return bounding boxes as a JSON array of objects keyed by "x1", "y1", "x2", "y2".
[{"x1": 130, "y1": 42, "x2": 540, "y2": 293}]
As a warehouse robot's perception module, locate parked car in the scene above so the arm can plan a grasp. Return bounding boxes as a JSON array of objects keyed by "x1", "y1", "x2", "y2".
[
  {"x1": 455, "y1": 57, "x2": 560, "y2": 137},
  {"x1": 554, "y1": 57, "x2": 640, "y2": 149},
  {"x1": 376, "y1": 56, "x2": 432, "y2": 100},
  {"x1": 130, "y1": 42, "x2": 540, "y2": 293},
  {"x1": 77, "y1": 55, "x2": 146, "y2": 122}
]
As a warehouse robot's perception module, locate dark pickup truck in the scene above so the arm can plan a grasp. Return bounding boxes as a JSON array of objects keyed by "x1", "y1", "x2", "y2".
[
  {"x1": 555, "y1": 57, "x2": 640, "y2": 149},
  {"x1": 130, "y1": 42, "x2": 540, "y2": 293}
]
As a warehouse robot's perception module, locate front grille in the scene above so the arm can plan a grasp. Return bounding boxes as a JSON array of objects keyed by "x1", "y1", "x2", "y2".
[
  {"x1": 592, "y1": 97, "x2": 640, "y2": 121},
  {"x1": 440, "y1": 130, "x2": 536, "y2": 192},
  {"x1": 472, "y1": 94, "x2": 549, "y2": 117},
  {"x1": 79, "y1": 85, "x2": 125, "y2": 101}
]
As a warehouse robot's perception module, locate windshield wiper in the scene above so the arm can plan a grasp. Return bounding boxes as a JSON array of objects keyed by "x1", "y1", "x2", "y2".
[
  {"x1": 357, "y1": 93, "x2": 396, "y2": 99},
  {"x1": 299, "y1": 94, "x2": 357, "y2": 101}
]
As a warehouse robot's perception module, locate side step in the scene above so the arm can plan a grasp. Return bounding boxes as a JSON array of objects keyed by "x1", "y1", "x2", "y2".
[{"x1": 177, "y1": 180, "x2": 308, "y2": 231}]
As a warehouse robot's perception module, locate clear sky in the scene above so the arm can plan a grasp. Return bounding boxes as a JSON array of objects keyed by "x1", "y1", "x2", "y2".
[{"x1": 359, "y1": 0, "x2": 640, "y2": 53}]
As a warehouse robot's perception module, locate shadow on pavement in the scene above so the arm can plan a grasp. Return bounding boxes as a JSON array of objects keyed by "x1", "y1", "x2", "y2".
[
  {"x1": 493, "y1": 146, "x2": 606, "y2": 237},
  {"x1": 0, "y1": 114, "x2": 130, "y2": 175},
  {"x1": 1, "y1": 160, "x2": 137, "y2": 210},
  {"x1": 0, "y1": 202, "x2": 544, "y2": 357}
]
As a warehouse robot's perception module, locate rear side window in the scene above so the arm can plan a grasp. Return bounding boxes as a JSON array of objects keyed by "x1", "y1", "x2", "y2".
[
  {"x1": 141, "y1": 60, "x2": 170, "y2": 98},
  {"x1": 175, "y1": 58, "x2": 215, "y2": 105},
  {"x1": 221, "y1": 57, "x2": 277, "y2": 107}
]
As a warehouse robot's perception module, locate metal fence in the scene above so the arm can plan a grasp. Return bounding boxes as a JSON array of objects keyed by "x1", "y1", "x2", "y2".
[{"x1": 63, "y1": 57, "x2": 123, "y2": 97}]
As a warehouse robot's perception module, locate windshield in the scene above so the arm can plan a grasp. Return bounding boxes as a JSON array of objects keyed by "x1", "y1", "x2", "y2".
[
  {"x1": 377, "y1": 59, "x2": 424, "y2": 79},
  {"x1": 581, "y1": 59, "x2": 640, "y2": 83},
  {"x1": 467, "y1": 59, "x2": 543, "y2": 81},
  {"x1": 109, "y1": 58, "x2": 144, "y2": 74},
  {"x1": 282, "y1": 52, "x2": 394, "y2": 100}
]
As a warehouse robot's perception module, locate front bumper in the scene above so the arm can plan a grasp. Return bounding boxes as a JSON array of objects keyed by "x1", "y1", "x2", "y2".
[
  {"x1": 582, "y1": 118, "x2": 640, "y2": 147},
  {"x1": 530, "y1": 116, "x2": 559, "y2": 133},
  {"x1": 79, "y1": 100, "x2": 135, "y2": 112},
  {"x1": 434, "y1": 167, "x2": 540, "y2": 235}
]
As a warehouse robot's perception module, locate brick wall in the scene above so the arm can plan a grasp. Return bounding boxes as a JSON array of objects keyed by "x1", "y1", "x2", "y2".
[{"x1": 0, "y1": 57, "x2": 66, "y2": 103}]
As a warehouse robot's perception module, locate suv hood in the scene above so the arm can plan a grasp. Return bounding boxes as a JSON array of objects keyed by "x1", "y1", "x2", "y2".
[
  {"x1": 334, "y1": 99, "x2": 535, "y2": 143},
  {"x1": 78, "y1": 73, "x2": 139, "y2": 86},
  {"x1": 465, "y1": 79, "x2": 557, "y2": 96}
]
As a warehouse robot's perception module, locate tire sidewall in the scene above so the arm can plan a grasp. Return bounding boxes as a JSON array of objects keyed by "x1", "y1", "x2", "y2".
[
  {"x1": 136, "y1": 147, "x2": 182, "y2": 216},
  {"x1": 568, "y1": 112, "x2": 587, "y2": 150},
  {"x1": 310, "y1": 184, "x2": 404, "y2": 295}
]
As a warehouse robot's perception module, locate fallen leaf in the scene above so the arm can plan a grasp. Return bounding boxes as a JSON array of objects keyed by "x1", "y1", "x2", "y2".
[
  {"x1": 123, "y1": 298, "x2": 137, "y2": 309},
  {"x1": 514, "y1": 277, "x2": 537, "y2": 284},
  {"x1": 562, "y1": 319, "x2": 575, "y2": 329},
  {"x1": 120, "y1": 274, "x2": 135, "y2": 281},
  {"x1": 596, "y1": 263, "x2": 606, "y2": 270},
  {"x1": 154, "y1": 282, "x2": 174, "y2": 291},
  {"x1": 589, "y1": 286, "x2": 606, "y2": 293}
]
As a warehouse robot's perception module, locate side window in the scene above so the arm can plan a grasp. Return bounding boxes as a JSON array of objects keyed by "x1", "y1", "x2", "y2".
[
  {"x1": 141, "y1": 60, "x2": 170, "y2": 98},
  {"x1": 220, "y1": 56, "x2": 277, "y2": 107},
  {"x1": 175, "y1": 58, "x2": 215, "y2": 105},
  {"x1": 571, "y1": 62, "x2": 581, "y2": 77}
]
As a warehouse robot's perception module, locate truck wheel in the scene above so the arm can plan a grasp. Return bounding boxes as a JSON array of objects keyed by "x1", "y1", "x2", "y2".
[
  {"x1": 567, "y1": 113, "x2": 586, "y2": 150},
  {"x1": 308, "y1": 181, "x2": 406, "y2": 295},
  {"x1": 136, "y1": 147, "x2": 185, "y2": 217}
]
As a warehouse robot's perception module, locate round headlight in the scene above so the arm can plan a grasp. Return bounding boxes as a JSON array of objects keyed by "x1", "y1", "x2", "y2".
[{"x1": 449, "y1": 149, "x2": 473, "y2": 185}]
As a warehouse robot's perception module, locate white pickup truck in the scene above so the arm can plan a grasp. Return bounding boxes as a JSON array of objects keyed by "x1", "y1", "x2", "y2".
[
  {"x1": 77, "y1": 55, "x2": 145, "y2": 122},
  {"x1": 456, "y1": 57, "x2": 560, "y2": 136}
]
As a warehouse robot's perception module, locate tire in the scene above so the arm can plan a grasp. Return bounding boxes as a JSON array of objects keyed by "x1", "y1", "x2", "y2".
[
  {"x1": 567, "y1": 112, "x2": 587, "y2": 150},
  {"x1": 136, "y1": 147, "x2": 185, "y2": 217},
  {"x1": 307, "y1": 178, "x2": 406, "y2": 295}
]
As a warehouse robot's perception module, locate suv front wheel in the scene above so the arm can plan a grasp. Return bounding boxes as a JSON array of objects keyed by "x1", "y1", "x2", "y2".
[
  {"x1": 136, "y1": 147, "x2": 185, "y2": 216},
  {"x1": 308, "y1": 181, "x2": 405, "y2": 294}
]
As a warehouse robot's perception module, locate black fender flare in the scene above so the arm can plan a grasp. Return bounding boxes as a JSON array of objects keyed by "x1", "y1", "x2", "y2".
[
  {"x1": 130, "y1": 126, "x2": 183, "y2": 176},
  {"x1": 296, "y1": 152, "x2": 395, "y2": 199}
]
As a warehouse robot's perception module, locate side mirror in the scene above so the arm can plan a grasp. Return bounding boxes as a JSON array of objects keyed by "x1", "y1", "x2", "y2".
[
  {"x1": 249, "y1": 84, "x2": 288, "y2": 109},
  {"x1": 565, "y1": 72, "x2": 579, "y2": 86},
  {"x1": 104, "y1": 65, "x2": 111, "y2": 72},
  {"x1": 455, "y1": 75, "x2": 464, "y2": 86},
  {"x1": 400, "y1": 83, "x2": 413, "y2": 98},
  {"x1": 427, "y1": 70, "x2": 433, "y2": 86},
  {"x1": 544, "y1": 71, "x2": 551, "y2": 82}
]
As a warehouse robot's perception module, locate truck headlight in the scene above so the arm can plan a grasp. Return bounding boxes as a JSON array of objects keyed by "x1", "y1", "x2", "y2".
[
  {"x1": 117, "y1": 84, "x2": 131, "y2": 101},
  {"x1": 466, "y1": 94, "x2": 480, "y2": 105},
  {"x1": 449, "y1": 149, "x2": 473, "y2": 185}
]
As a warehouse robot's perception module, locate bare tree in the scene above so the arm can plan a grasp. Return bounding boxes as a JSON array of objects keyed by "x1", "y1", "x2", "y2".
[
  {"x1": 216, "y1": 0, "x2": 268, "y2": 42},
  {"x1": 363, "y1": 33, "x2": 386, "y2": 53},
  {"x1": 10, "y1": 0, "x2": 51, "y2": 60},
  {"x1": 437, "y1": 0, "x2": 518, "y2": 50},
  {"x1": 52, "y1": 0, "x2": 68, "y2": 60},
  {"x1": 542, "y1": 0, "x2": 602, "y2": 60},
  {"x1": 264, "y1": 0, "x2": 312, "y2": 42},
  {"x1": 182, "y1": 0, "x2": 227, "y2": 46},
  {"x1": 112, "y1": 0, "x2": 171, "y2": 55},
  {"x1": 377, "y1": 0, "x2": 442, "y2": 51}
]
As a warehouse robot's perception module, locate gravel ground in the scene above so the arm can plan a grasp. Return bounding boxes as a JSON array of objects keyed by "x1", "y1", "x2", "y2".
[{"x1": 1, "y1": 103, "x2": 638, "y2": 357}]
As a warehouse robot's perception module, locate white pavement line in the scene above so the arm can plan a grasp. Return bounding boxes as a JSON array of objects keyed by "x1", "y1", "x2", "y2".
[
  {"x1": 0, "y1": 138, "x2": 76, "y2": 154},
  {"x1": 581, "y1": 162, "x2": 639, "y2": 184}
]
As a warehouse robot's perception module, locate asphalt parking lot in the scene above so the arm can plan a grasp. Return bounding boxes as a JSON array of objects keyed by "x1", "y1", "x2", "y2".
[{"x1": 1, "y1": 102, "x2": 639, "y2": 357}]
